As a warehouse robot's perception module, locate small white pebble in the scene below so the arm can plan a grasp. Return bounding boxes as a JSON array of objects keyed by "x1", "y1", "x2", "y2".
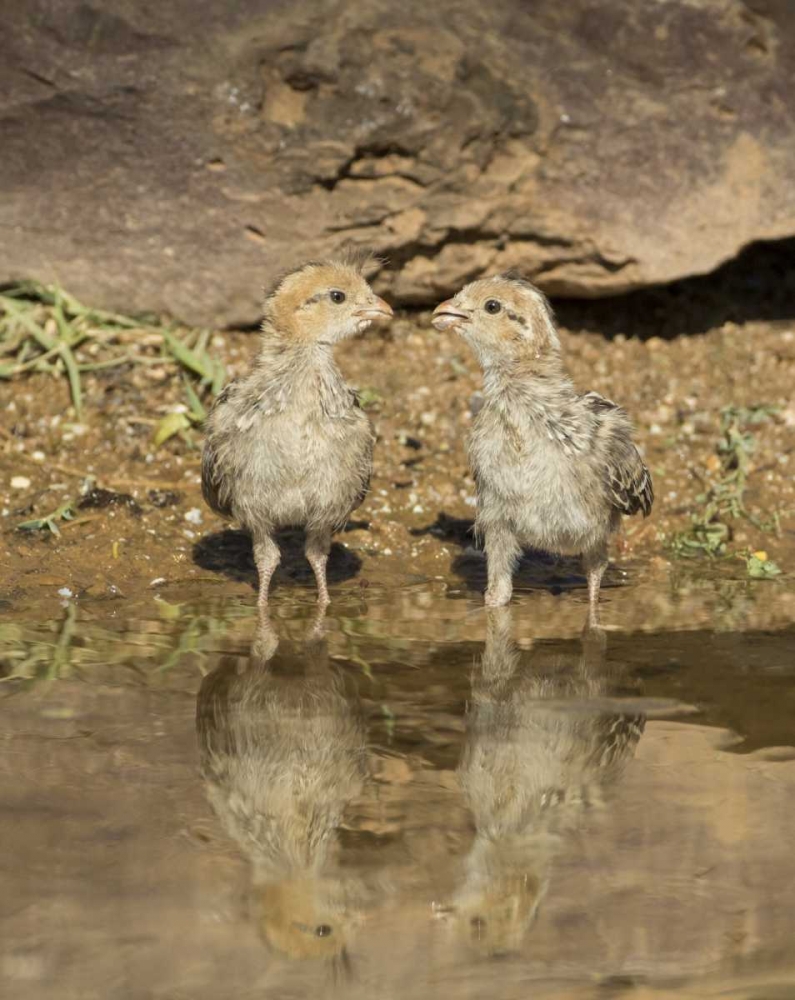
[
  {"x1": 412, "y1": 504, "x2": 424, "y2": 514},
  {"x1": 383, "y1": 548, "x2": 392, "y2": 555},
  {"x1": 10, "y1": 476, "x2": 31, "y2": 489},
  {"x1": 31, "y1": 451, "x2": 46, "y2": 462},
  {"x1": 58, "y1": 587, "x2": 73, "y2": 598},
  {"x1": 171, "y1": 404, "x2": 189, "y2": 415},
  {"x1": 150, "y1": 577, "x2": 166, "y2": 587},
  {"x1": 184, "y1": 508, "x2": 203, "y2": 525},
  {"x1": 183, "y1": 529, "x2": 196, "y2": 539},
  {"x1": 649, "y1": 423, "x2": 663, "y2": 436},
  {"x1": 463, "y1": 495, "x2": 478, "y2": 507}
]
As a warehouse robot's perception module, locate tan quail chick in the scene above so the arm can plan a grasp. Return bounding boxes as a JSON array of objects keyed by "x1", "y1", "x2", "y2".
[
  {"x1": 202, "y1": 259, "x2": 392, "y2": 606},
  {"x1": 432, "y1": 274, "x2": 653, "y2": 622},
  {"x1": 196, "y1": 608, "x2": 370, "y2": 964}
]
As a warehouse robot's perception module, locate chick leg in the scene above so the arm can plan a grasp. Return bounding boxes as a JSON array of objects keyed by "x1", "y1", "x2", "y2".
[
  {"x1": 484, "y1": 524, "x2": 520, "y2": 607},
  {"x1": 253, "y1": 534, "x2": 280, "y2": 609},
  {"x1": 305, "y1": 527, "x2": 332, "y2": 606},
  {"x1": 582, "y1": 544, "x2": 608, "y2": 628}
]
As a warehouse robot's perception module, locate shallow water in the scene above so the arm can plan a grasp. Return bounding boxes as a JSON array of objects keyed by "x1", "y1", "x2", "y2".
[{"x1": 2, "y1": 577, "x2": 795, "y2": 1000}]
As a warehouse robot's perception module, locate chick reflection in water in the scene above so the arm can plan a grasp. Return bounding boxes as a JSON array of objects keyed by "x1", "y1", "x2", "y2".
[
  {"x1": 196, "y1": 610, "x2": 368, "y2": 968},
  {"x1": 446, "y1": 608, "x2": 644, "y2": 957}
]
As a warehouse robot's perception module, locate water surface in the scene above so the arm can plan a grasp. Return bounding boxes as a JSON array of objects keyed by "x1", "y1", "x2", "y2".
[{"x1": 2, "y1": 580, "x2": 795, "y2": 999}]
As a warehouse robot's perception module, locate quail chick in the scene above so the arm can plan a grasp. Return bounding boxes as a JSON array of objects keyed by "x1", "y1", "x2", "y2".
[
  {"x1": 196, "y1": 608, "x2": 370, "y2": 963},
  {"x1": 202, "y1": 259, "x2": 392, "y2": 606},
  {"x1": 432, "y1": 274, "x2": 652, "y2": 621}
]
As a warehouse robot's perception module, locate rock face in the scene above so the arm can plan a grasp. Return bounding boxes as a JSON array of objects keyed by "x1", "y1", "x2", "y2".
[{"x1": 2, "y1": 0, "x2": 795, "y2": 325}]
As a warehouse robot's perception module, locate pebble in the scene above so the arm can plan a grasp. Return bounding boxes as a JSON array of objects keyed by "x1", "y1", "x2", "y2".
[
  {"x1": 57, "y1": 587, "x2": 73, "y2": 598},
  {"x1": 150, "y1": 577, "x2": 166, "y2": 586},
  {"x1": 10, "y1": 476, "x2": 31, "y2": 489},
  {"x1": 184, "y1": 507, "x2": 203, "y2": 525}
]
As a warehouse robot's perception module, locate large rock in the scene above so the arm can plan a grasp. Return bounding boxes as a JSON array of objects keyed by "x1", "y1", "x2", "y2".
[{"x1": 2, "y1": 0, "x2": 795, "y2": 325}]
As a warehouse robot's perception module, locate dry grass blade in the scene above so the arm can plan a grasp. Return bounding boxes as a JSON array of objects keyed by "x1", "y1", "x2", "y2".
[
  {"x1": 0, "y1": 282, "x2": 225, "y2": 422},
  {"x1": 59, "y1": 342, "x2": 83, "y2": 418}
]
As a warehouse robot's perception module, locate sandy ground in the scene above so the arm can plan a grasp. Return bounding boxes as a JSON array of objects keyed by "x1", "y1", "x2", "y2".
[{"x1": 1, "y1": 306, "x2": 794, "y2": 627}]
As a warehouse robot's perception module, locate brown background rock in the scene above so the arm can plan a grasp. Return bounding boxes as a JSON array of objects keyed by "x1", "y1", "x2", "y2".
[{"x1": 2, "y1": 0, "x2": 795, "y2": 325}]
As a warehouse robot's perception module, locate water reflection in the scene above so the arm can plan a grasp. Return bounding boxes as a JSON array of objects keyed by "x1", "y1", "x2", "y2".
[
  {"x1": 196, "y1": 609, "x2": 370, "y2": 969},
  {"x1": 447, "y1": 609, "x2": 644, "y2": 957},
  {"x1": 2, "y1": 584, "x2": 795, "y2": 997}
]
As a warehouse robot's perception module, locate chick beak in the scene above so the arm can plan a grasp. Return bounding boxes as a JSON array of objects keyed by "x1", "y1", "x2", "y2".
[
  {"x1": 432, "y1": 300, "x2": 470, "y2": 331},
  {"x1": 354, "y1": 296, "x2": 393, "y2": 323}
]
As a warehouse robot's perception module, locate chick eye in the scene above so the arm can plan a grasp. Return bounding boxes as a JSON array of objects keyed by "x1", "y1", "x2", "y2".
[
  {"x1": 329, "y1": 290, "x2": 346, "y2": 305},
  {"x1": 315, "y1": 924, "x2": 333, "y2": 938},
  {"x1": 484, "y1": 299, "x2": 501, "y2": 315}
]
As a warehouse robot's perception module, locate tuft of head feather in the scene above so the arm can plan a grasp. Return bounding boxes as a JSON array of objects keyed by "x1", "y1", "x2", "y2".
[{"x1": 336, "y1": 245, "x2": 386, "y2": 278}]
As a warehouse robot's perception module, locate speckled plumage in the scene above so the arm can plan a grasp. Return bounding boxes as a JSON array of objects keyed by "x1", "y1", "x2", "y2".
[
  {"x1": 432, "y1": 273, "x2": 653, "y2": 619},
  {"x1": 202, "y1": 259, "x2": 391, "y2": 605}
]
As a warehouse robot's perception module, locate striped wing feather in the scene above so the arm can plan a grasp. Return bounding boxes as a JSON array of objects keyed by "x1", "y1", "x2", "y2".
[{"x1": 580, "y1": 391, "x2": 654, "y2": 518}]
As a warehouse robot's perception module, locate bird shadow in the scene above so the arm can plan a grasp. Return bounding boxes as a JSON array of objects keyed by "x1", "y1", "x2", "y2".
[
  {"x1": 411, "y1": 513, "x2": 624, "y2": 596},
  {"x1": 193, "y1": 527, "x2": 363, "y2": 592}
]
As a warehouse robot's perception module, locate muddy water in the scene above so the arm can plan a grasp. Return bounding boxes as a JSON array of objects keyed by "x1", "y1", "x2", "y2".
[{"x1": 2, "y1": 578, "x2": 795, "y2": 1000}]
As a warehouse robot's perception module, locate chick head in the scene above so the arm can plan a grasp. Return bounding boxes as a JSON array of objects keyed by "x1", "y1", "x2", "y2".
[
  {"x1": 264, "y1": 259, "x2": 392, "y2": 344},
  {"x1": 431, "y1": 273, "x2": 559, "y2": 367}
]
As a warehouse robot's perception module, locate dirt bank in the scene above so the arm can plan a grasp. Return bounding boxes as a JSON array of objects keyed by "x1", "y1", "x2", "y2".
[{"x1": 1, "y1": 300, "x2": 793, "y2": 626}]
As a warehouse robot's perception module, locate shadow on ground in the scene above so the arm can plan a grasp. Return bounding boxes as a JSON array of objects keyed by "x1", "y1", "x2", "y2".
[
  {"x1": 412, "y1": 513, "x2": 626, "y2": 596},
  {"x1": 193, "y1": 527, "x2": 363, "y2": 593},
  {"x1": 555, "y1": 236, "x2": 795, "y2": 339}
]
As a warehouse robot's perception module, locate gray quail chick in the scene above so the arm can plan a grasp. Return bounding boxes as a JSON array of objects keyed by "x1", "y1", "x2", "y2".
[
  {"x1": 202, "y1": 260, "x2": 392, "y2": 606},
  {"x1": 432, "y1": 274, "x2": 652, "y2": 622}
]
